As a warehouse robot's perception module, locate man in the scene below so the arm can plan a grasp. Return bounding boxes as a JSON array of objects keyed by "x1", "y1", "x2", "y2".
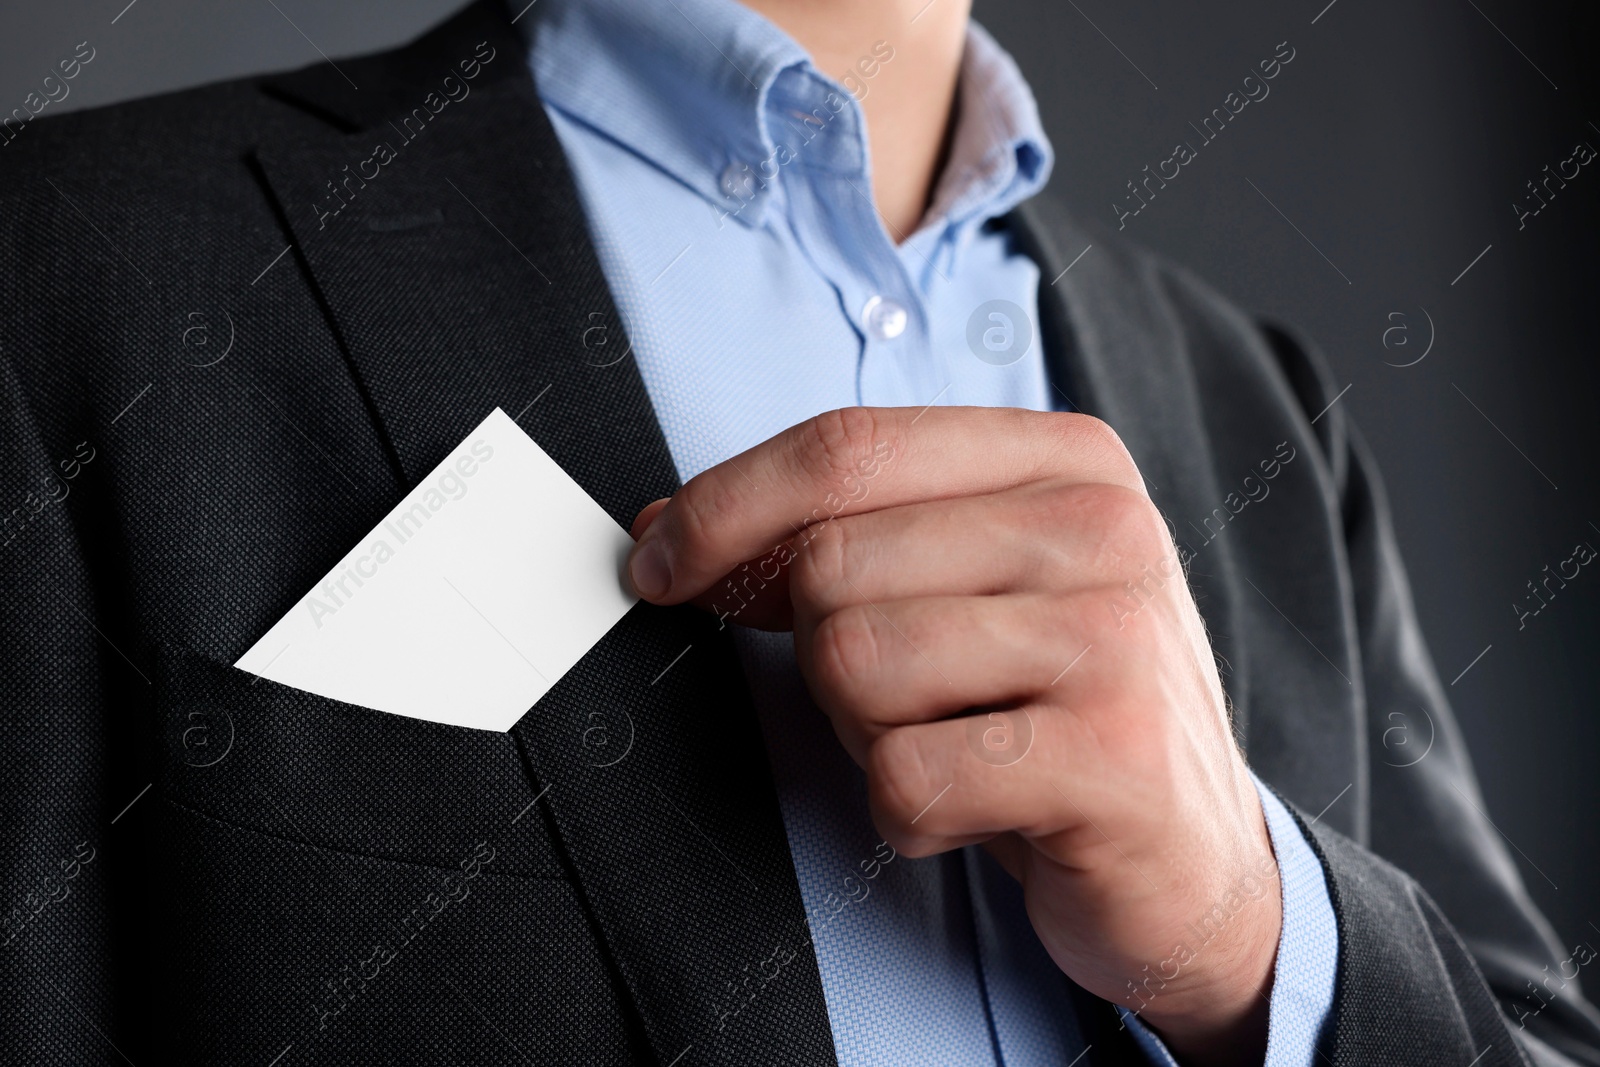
[{"x1": 0, "y1": 0, "x2": 1594, "y2": 1064}]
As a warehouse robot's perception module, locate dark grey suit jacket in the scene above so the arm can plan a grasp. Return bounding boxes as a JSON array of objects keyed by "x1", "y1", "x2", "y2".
[{"x1": 1, "y1": 2, "x2": 1596, "y2": 1064}]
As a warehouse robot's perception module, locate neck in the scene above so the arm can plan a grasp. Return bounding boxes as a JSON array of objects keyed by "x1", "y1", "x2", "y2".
[{"x1": 740, "y1": 0, "x2": 971, "y2": 240}]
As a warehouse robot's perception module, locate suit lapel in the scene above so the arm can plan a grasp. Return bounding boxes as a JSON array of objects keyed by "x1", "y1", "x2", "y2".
[
  {"x1": 1013, "y1": 197, "x2": 1360, "y2": 832},
  {"x1": 1012, "y1": 197, "x2": 1250, "y2": 739},
  {"x1": 255, "y1": 5, "x2": 838, "y2": 1063},
  {"x1": 255, "y1": 27, "x2": 666, "y2": 522}
]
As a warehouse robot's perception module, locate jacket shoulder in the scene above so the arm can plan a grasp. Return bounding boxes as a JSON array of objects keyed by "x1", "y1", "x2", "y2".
[
  {"x1": 1, "y1": 68, "x2": 319, "y2": 179},
  {"x1": 1016, "y1": 189, "x2": 1346, "y2": 438}
]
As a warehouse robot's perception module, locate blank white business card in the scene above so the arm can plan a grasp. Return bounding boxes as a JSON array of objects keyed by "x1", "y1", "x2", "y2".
[{"x1": 235, "y1": 408, "x2": 639, "y2": 731}]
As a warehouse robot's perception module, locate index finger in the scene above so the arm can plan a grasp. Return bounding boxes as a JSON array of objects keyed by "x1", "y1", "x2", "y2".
[{"x1": 624, "y1": 406, "x2": 1143, "y2": 604}]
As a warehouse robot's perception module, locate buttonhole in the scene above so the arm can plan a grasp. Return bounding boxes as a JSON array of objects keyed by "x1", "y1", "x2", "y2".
[{"x1": 365, "y1": 208, "x2": 445, "y2": 232}]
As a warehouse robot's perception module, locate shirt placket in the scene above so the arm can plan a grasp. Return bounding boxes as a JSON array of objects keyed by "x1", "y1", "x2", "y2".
[{"x1": 764, "y1": 73, "x2": 947, "y2": 411}]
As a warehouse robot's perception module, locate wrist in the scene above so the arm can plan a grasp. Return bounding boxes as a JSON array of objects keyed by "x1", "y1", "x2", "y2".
[
  {"x1": 1140, "y1": 952, "x2": 1276, "y2": 1065},
  {"x1": 1137, "y1": 781, "x2": 1284, "y2": 1066},
  {"x1": 1137, "y1": 864, "x2": 1282, "y2": 1066}
]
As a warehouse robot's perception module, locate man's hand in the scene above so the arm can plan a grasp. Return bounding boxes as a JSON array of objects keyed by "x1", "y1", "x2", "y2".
[{"x1": 626, "y1": 407, "x2": 1282, "y2": 1066}]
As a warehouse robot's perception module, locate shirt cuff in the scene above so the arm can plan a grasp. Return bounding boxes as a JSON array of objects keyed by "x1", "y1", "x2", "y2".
[{"x1": 1116, "y1": 771, "x2": 1338, "y2": 1067}]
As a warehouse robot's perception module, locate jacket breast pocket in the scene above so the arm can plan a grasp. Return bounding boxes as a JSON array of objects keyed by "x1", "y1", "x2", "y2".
[{"x1": 153, "y1": 643, "x2": 565, "y2": 879}]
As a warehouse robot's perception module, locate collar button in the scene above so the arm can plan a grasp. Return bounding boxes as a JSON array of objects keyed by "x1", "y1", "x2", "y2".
[{"x1": 720, "y1": 162, "x2": 758, "y2": 202}]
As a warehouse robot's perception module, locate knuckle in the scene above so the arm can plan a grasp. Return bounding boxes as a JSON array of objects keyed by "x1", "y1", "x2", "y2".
[
  {"x1": 1054, "y1": 413, "x2": 1139, "y2": 480},
  {"x1": 1068, "y1": 412, "x2": 1130, "y2": 457},
  {"x1": 812, "y1": 605, "x2": 883, "y2": 697},
  {"x1": 669, "y1": 472, "x2": 743, "y2": 560},
  {"x1": 1031, "y1": 479, "x2": 1091, "y2": 529},
  {"x1": 798, "y1": 408, "x2": 887, "y2": 493},
  {"x1": 866, "y1": 730, "x2": 936, "y2": 844},
  {"x1": 1078, "y1": 482, "x2": 1170, "y2": 559},
  {"x1": 790, "y1": 519, "x2": 848, "y2": 606},
  {"x1": 1103, "y1": 699, "x2": 1178, "y2": 791}
]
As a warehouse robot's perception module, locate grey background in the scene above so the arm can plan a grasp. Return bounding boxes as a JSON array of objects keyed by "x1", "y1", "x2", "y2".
[{"x1": 5, "y1": 0, "x2": 1596, "y2": 948}]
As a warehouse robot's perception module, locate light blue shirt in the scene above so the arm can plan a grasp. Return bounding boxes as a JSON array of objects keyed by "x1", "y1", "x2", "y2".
[{"x1": 527, "y1": 1, "x2": 1337, "y2": 1062}]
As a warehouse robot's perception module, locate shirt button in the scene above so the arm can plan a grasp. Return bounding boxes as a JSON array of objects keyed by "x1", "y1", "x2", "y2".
[
  {"x1": 720, "y1": 162, "x2": 757, "y2": 201},
  {"x1": 861, "y1": 296, "x2": 908, "y2": 341}
]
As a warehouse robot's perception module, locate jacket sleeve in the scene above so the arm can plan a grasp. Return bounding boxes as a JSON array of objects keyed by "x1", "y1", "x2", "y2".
[
  {"x1": 0, "y1": 350, "x2": 131, "y2": 1065},
  {"x1": 1263, "y1": 322, "x2": 1600, "y2": 1067}
]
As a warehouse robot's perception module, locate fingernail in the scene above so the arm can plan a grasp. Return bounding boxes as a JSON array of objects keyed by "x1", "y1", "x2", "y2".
[{"x1": 629, "y1": 536, "x2": 672, "y2": 600}]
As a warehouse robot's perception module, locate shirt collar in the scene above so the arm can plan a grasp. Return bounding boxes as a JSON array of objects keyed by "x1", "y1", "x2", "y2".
[
  {"x1": 920, "y1": 22, "x2": 1053, "y2": 235},
  {"x1": 526, "y1": 0, "x2": 1053, "y2": 237}
]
